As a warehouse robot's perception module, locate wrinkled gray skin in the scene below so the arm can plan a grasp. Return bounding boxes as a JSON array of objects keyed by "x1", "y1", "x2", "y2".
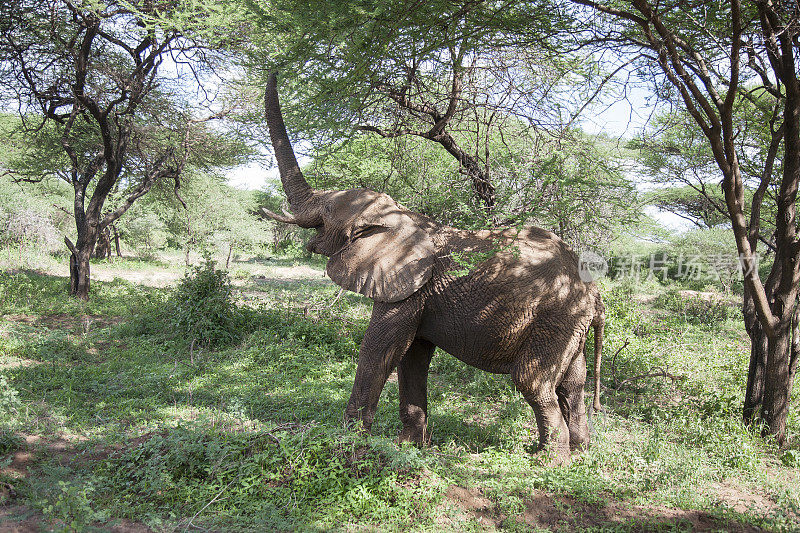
[{"x1": 263, "y1": 73, "x2": 605, "y2": 461}]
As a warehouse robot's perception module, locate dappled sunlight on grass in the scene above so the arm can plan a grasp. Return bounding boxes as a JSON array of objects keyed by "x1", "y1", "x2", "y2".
[{"x1": 1, "y1": 264, "x2": 799, "y2": 530}]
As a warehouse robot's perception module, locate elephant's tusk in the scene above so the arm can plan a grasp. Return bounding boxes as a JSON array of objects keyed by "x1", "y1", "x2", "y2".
[{"x1": 261, "y1": 207, "x2": 298, "y2": 224}]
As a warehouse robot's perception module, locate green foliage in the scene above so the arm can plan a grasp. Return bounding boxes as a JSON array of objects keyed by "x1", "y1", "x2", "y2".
[
  {"x1": 634, "y1": 93, "x2": 784, "y2": 238},
  {"x1": 654, "y1": 290, "x2": 735, "y2": 327},
  {"x1": 238, "y1": 0, "x2": 639, "y2": 238},
  {"x1": 643, "y1": 186, "x2": 729, "y2": 229},
  {"x1": 0, "y1": 118, "x2": 72, "y2": 255},
  {"x1": 515, "y1": 132, "x2": 639, "y2": 248},
  {"x1": 306, "y1": 134, "x2": 474, "y2": 226},
  {"x1": 94, "y1": 424, "x2": 441, "y2": 528},
  {"x1": 0, "y1": 428, "x2": 23, "y2": 457},
  {"x1": 304, "y1": 128, "x2": 639, "y2": 246},
  {"x1": 0, "y1": 0, "x2": 253, "y2": 300},
  {"x1": 144, "y1": 172, "x2": 271, "y2": 260},
  {"x1": 0, "y1": 270, "x2": 159, "y2": 321},
  {"x1": 0, "y1": 375, "x2": 21, "y2": 419},
  {"x1": 1, "y1": 260, "x2": 798, "y2": 531},
  {"x1": 240, "y1": 0, "x2": 570, "y2": 140},
  {"x1": 38, "y1": 480, "x2": 107, "y2": 533},
  {"x1": 606, "y1": 226, "x2": 754, "y2": 293},
  {"x1": 781, "y1": 449, "x2": 800, "y2": 468},
  {"x1": 166, "y1": 259, "x2": 244, "y2": 349},
  {"x1": 120, "y1": 212, "x2": 169, "y2": 260},
  {"x1": 1, "y1": 108, "x2": 262, "y2": 267}
]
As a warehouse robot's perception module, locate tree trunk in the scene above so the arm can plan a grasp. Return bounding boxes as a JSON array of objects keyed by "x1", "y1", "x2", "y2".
[
  {"x1": 111, "y1": 224, "x2": 122, "y2": 257},
  {"x1": 66, "y1": 204, "x2": 99, "y2": 301},
  {"x1": 743, "y1": 310, "x2": 768, "y2": 422},
  {"x1": 226, "y1": 243, "x2": 233, "y2": 269},
  {"x1": 743, "y1": 254, "x2": 798, "y2": 445},
  {"x1": 93, "y1": 226, "x2": 111, "y2": 259},
  {"x1": 762, "y1": 320, "x2": 794, "y2": 443},
  {"x1": 742, "y1": 268, "x2": 778, "y2": 422},
  {"x1": 68, "y1": 245, "x2": 91, "y2": 301}
]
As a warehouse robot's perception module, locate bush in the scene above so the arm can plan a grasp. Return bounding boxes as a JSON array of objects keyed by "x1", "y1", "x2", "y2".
[
  {"x1": 0, "y1": 427, "x2": 23, "y2": 457},
  {"x1": 0, "y1": 375, "x2": 21, "y2": 421},
  {"x1": 654, "y1": 290, "x2": 732, "y2": 327},
  {"x1": 0, "y1": 208, "x2": 59, "y2": 249},
  {"x1": 121, "y1": 212, "x2": 168, "y2": 260},
  {"x1": 167, "y1": 259, "x2": 243, "y2": 349}
]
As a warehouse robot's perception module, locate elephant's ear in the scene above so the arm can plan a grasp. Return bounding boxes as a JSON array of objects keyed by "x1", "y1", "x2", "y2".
[{"x1": 326, "y1": 205, "x2": 436, "y2": 303}]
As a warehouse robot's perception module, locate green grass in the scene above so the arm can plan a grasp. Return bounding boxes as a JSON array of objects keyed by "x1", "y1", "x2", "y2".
[{"x1": 0, "y1": 255, "x2": 798, "y2": 531}]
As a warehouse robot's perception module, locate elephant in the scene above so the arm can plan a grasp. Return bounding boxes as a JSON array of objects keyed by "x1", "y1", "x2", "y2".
[{"x1": 261, "y1": 73, "x2": 605, "y2": 461}]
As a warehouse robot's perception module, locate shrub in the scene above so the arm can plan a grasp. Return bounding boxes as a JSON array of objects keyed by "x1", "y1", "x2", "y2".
[
  {"x1": 0, "y1": 375, "x2": 21, "y2": 421},
  {"x1": 167, "y1": 259, "x2": 243, "y2": 349},
  {"x1": 0, "y1": 208, "x2": 59, "y2": 249},
  {"x1": 121, "y1": 212, "x2": 168, "y2": 260},
  {"x1": 232, "y1": 268, "x2": 250, "y2": 280},
  {"x1": 0, "y1": 427, "x2": 23, "y2": 457},
  {"x1": 38, "y1": 480, "x2": 106, "y2": 532},
  {"x1": 654, "y1": 290, "x2": 732, "y2": 327}
]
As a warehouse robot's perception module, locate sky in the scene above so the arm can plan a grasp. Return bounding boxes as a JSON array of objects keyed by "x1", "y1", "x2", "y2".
[{"x1": 228, "y1": 160, "x2": 275, "y2": 190}]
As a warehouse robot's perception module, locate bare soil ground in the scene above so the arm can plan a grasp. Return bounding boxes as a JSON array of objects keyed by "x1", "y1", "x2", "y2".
[
  {"x1": 444, "y1": 483, "x2": 771, "y2": 532},
  {"x1": 14, "y1": 252, "x2": 330, "y2": 289},
  {"x1": 0, "y1": 434, "x2": 153, "y2": 532}
]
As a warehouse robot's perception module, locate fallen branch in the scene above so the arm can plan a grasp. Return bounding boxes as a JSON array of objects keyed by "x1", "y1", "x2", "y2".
[
  {"x1": 184, "y1": 478, "x2": 235, "y2": 532},
  {"x1": 609, "y1": 338, "x2": 630, "y2": 387},
  {"x1": 304, "y1": 287, "x2": 345, "y2": 317},
  {"x1": 610, "y1": 367, "x2": 685, "y2": 391}
]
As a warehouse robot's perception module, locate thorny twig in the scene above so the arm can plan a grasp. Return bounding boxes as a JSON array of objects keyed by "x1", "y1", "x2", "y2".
[{"x1": 604, "y1": 337, "x2": 684, "y2": 394}]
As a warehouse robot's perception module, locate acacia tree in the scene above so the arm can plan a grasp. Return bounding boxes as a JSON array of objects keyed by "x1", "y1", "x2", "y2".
[
  {"x1": 306, "y1": 129, "x2": 637, "y2": 247},
  {"x1": 0, "y1": 0, "x2": 228, "y2": 299},
  {"x1": 635, "y1": 94, "x2": 783, "y2": 237},
  {"x1": 242, "y1": 0, "x2": 606, "y2": 225},
  {"x1": 571, "y1": 0, "x2": 799, "y2": 444}
]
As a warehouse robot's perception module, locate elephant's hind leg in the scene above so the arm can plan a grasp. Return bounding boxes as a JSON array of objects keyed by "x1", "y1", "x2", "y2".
[
  {"x1": 398, "y1": 339, "x2": 435, "y2": 445},
  {"x1": 556, "y1": 344, "x2": 590, "y2": 451},
  {"x1": 517, "y1": 384, "x2": 570, "y2": 462},
  {"x1": 512, "y1": 327, "x2": 583, "y2": 463}
]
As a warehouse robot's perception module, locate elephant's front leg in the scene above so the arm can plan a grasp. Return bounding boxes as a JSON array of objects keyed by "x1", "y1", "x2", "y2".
[
  {"x1": 398, "y1": 339, "x2": 435, "y2": 445},
  {"x1": 345, "y1": 302, "x2": 421, "y2": 432}
]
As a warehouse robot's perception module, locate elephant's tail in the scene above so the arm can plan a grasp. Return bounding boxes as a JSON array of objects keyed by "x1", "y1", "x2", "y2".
[{"x1": 591, "y1": 299, "x2": 605, "y2": 413}]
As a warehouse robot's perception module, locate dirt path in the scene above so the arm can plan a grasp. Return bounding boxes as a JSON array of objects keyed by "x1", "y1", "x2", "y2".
[{"x1": 88, "y1": 256, "x2": 329, "y2": 288}]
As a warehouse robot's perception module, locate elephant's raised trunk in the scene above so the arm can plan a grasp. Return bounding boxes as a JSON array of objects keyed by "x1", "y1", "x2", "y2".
[{"x1": 265, "y1": 72, "x2": 314, "y2": 214}]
